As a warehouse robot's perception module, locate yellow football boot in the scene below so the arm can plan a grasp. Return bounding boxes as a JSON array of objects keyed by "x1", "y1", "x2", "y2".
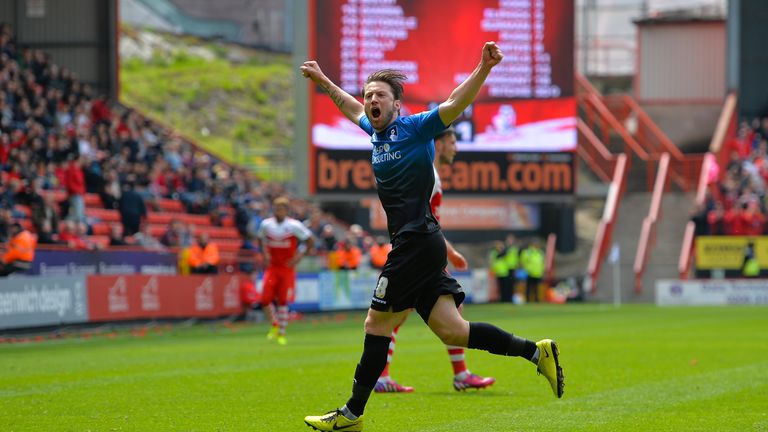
[
  {"x1": 304, "y1": 410, "x2": 363, "y2": 431},
  {"x1": 536, "y1": 339, "x2": 564, "y2": 398}
]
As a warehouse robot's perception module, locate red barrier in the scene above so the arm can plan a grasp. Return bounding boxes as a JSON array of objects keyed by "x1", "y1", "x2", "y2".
[{"x1": 87, "y1": 275, "x2": 243, "y2": 321}]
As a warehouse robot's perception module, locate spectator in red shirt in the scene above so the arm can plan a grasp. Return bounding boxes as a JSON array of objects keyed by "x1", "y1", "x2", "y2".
[
  {"x1": 0, "y1": 132, "x2": 10, "y2": 165},
  {"x1": 728, "y1": 121, "x2": 754, "y2": 159},
  {"x1": 742, "y1": 202, "x2": 766, "y2": 236},
  {"x1": 64, "y1": 155, "x2": 86, "y2": 223},
  {"x1": 58, "y1": 220, "x2": 89, "y2": 250},
  {"x1": 723, "y1": 204, "x2": 746, "y2": 235},
  {"x1": 90, "y1": 95, "x2": 112, "y2": 126},
  {"x1": 707, "y1": 202, "x2": 726, "y2": 235}
]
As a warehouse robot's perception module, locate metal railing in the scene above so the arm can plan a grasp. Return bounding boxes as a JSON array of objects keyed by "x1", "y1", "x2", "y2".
[
  {"x1": 576, "y1": 74, "x2": 704, "y2": 192},
  {"x1": 677, "y1": 92, "x2": 738, "y2": 278},
  {"x1": 710, "y1": 92, "x2": 739, "y2": 176},
  {"x1": 577, "y1": 118, "x2": 618, "y2": 182},
  {"x1": 633, "y1": 153, "x2": 670, "y2": 293},
  {"x1": 604, "y1": 94, "x2": 703, "y2": 191},
  {"x1": 587, "y1": 153, "x2": 628, "y2": 293}
]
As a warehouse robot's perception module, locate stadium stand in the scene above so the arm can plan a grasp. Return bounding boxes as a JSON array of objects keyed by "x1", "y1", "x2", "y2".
[
  {"x1": 0, "y1": 22, "x2": 360, "y2": 272},
  {"x1": 691, "y1": 118, "x2": 768, "y2": 236}
]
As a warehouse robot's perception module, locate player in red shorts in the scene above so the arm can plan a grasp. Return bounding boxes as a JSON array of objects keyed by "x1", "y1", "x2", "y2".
[
  {"x1": 257, "y1": 196, "x2": 315, "y2": 345},
  {"x1": 375, "y1": 126, "x2": 496, "y2": 393}
]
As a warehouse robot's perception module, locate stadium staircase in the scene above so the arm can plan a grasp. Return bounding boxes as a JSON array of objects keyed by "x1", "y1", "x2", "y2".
[{"x1": 576, "y1": 74, "x2": 708, "y2": 301}]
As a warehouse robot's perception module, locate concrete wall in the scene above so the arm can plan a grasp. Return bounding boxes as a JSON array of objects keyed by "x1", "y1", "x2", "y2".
[
  {"x1": 642, "y1": 103, "x2": 722, "y2": 150},
  {"x1": 637, "y1": 21, "x2": 725, "y2": 102}
]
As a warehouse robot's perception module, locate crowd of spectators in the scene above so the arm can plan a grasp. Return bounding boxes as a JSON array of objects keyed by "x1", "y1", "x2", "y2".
[
  {"x1": 0, "y1": 24, "x2": 282, "y2": 243},
  {"x1": 691, "y1": 116, "x2": 768, "y2": 236},
  {"x1": 0, "y1": 23, "x2": 391, "y2": 272}
]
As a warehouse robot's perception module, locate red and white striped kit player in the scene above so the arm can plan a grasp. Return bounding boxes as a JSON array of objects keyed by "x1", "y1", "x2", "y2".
[
  {"x1": 376, "y1": 127, "x2": 496, "y2": 393},
  {"x1": 257, "y1": 197, "x2": 314, "y2": 346}
]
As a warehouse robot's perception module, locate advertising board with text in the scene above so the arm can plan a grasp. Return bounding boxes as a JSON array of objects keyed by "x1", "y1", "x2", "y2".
[
  {"x1": 0, "y1": 276, "x2": 89, "y2": 330},
  {"x1": 309, "y1": 0, "x2": 575, "y2": 195},
  {"x1": 87, "y1": 275, "x2": 243, "y2": 322},
  {"x1": 695, "y1": 236, "x2": 768, "y2": 270},
  {"x1": 656, "y1": 279, "x2": 768, "y2": 306}
]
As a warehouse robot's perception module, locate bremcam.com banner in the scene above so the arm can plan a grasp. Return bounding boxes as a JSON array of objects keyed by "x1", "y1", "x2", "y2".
[
  {"x1": 313, "y1": 150, "x2": 573, "y2": 196},
  {"x1": 695, "y1": 236, "x2": 768, "y2": 269}
]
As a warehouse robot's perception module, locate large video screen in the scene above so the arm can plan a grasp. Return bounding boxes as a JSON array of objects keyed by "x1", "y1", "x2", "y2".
[{"x1": 309, "y1": 0, "x2": 575, "y2": 153}]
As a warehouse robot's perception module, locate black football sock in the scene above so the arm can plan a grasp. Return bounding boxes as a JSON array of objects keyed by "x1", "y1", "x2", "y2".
[
  {"x1": 467, "y1": 322, "x2": 537, "y2": 360},
  {"x1": 344, "y1": 333, "x2": 391, "y2": 417}
]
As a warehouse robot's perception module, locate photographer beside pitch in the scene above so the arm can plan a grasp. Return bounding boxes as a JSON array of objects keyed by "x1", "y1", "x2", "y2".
[{"x1": 301, "y1": 42, "x2": 564, "y2": 431}]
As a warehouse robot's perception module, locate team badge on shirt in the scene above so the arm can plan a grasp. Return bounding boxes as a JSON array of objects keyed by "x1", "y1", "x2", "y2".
[{"x1": 389, "y1": 126, "x2": 398, "y2": 141}]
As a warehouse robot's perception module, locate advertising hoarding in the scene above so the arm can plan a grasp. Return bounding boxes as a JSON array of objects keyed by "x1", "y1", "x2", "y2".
[
  {"x1": 0, "y1": 276, "x2": 89, "y2": 330},
  {"x1": 32, "y1": 250, "x2": 177, "y2": 276}
]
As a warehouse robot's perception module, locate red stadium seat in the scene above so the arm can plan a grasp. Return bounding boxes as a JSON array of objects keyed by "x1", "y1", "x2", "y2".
[
  {"x1": 84, "y1": 194, "x2": 102, "y2": 207},
  {"x1": 147, "y1": 212, "x2": 210, "y2": 226},
  {"x1": 216, "y1": 242, "x2": 242, "y2": 253},
  {"x1": 91, "y1": 223, "x2": 112, "y2": 235},
  {"x1": 157, "y1": 199, "x2": 184, "y2": 212},
  {"x1": 86, "y1": 208, "x2": 120, "y2": 222}
]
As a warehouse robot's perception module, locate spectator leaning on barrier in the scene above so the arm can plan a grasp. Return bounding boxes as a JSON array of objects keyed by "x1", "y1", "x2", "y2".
[
  {"x1": 35, "y1": 219, "x2": 58, "y2": 244},
  {"x1": 0, "y1": 222, "x2": 36, "y2": 277},
  {"x1": 58, "y1": 220, "x2": 94, "y2": 250},
  {"x1": 188, "y1": 232, "x2": 220, "y2": 274},
  {"x1": 160, "y1": 219, "x2": 184, "y2": 248},
  {"x1": 108, "y1": 224, "x2": 128, "y2": 246},
  {"x1": 132, "y1": 223, "x2": 166, "y2": 252}
]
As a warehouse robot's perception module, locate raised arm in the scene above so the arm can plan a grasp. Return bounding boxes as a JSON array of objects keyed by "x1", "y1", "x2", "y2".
[
  {"x1": 438, "y1": 42, "x2": 504, "y2": 126},
  {"x1": 301, "y1": 61, "x2": 365, "y2": 125}
]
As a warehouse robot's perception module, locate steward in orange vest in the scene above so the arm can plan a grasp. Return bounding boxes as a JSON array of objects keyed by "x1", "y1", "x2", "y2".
[
  {"x1": 1, "y1": 223, "x2": 37, "y2": 277},
  {"x1": 188, "y1": 233, "x2": 220, "y2": 274}
]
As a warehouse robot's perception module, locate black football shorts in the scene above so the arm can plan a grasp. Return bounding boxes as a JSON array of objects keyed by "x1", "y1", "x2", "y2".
[{"x1": 370, "y1": 230, "x2": 465, "y2": 322}]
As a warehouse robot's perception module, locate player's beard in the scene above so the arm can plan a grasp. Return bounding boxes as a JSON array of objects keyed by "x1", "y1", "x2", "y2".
[{"x1": 369, "y1": 103, "x2": 397, "y2": 131}]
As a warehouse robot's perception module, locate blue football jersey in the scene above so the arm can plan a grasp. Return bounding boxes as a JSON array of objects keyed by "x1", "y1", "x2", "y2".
[{"x1": 359, "y1": 108, "x2": 448, "y2": 238}]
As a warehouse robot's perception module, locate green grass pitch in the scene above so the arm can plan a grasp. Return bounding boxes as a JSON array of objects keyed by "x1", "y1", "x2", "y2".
[{"x1": 1, "y1": 304, "x2": 767, "y2": 431}]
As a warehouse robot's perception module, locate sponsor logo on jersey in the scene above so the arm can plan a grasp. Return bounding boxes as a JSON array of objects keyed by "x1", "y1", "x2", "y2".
[{"x1": 372, "y1": 143, "x2": 401, "y2": 164}]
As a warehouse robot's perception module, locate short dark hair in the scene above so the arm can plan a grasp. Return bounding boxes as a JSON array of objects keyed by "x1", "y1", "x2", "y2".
[{"x1": 363, "y1": 69, "x2": 406, "y2": 100}]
